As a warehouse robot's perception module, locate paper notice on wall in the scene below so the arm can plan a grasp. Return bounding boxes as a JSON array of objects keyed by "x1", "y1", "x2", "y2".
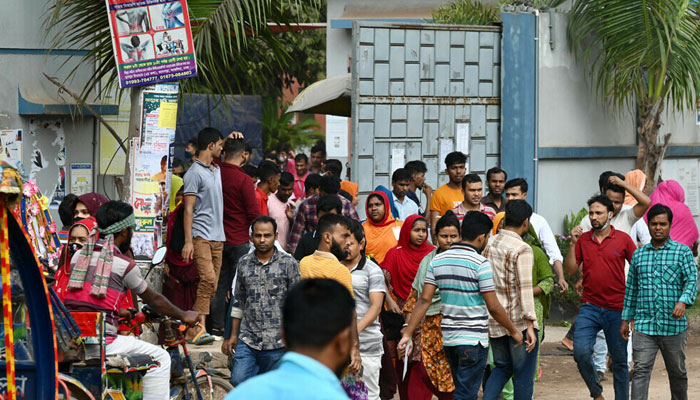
[
  {"x1": 0, "y1": 129, "x2": 22, "y2": 167},
  {"x1": 326, "y1": 116, "x2": 349, "y2": 157},
  {"x1": 391, "y1": 148, "x2": 405, "y2": 174},
  {"x1": 661, "y1": 159, "x2": 699, "y2": 216},
  {"x1": 158, "y1": 101, "x2": 178, "y2": 129},
  {"x1": 70, "y1": 163, "x2": 93, "y2": 196},
  {"x1": 455, "y1": 123, "x2": 470, "y2": 155},
  {"x1": 439, "y1": 138, "x2": 454, "y2": 166}
]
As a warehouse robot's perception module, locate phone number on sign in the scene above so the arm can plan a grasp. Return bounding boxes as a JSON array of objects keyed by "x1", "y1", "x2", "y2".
[{"x1": 124, "y1": 71, "x2": 193, "y2": 86}]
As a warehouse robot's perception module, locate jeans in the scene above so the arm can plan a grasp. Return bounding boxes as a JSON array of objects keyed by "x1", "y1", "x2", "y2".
[
  {"x1": 230, "y1": 341, "x2": 284, "y2": 387},
  {"x1": 483, "y1": 330, "x2": 539, "y2": 400},
  {"x1": 106, "y1": 335, "x2": 171, "y2": 400},
  {"x1": 593, "y1": 330, "x2": 608, "y2": 373},
  {"x1": 444, "y1": 344, "x2": 488, "y2": 400},
  {"x1": 210, "y1": 243, "x2": 249, "y2": 332},
  {"x1": 573, "y1": 303, "x2": 628, "y2": 399},
  {"x1": 631, "y1": 330, "x2": 687, "y2": 400}
]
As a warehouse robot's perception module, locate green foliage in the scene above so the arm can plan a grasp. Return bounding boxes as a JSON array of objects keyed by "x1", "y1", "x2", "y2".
[
  {"x1": 262, "y1": 98, "x2": 323, "y2": 151},
  {"x1": 43, "y1": 0, "x2": 323, "y2": 100},
  {"x1": 431, "y1": 0, "x2": 569, "y2": 25},
  {"x1": 567, "y1": 0, "x2": 700, "y2": 115},
  {"x1": 432, "y1": 0, "x2": 500, "y2": 25},
  {"x1": 551, "y1": 207, "x2": 587, "y2": 306}
]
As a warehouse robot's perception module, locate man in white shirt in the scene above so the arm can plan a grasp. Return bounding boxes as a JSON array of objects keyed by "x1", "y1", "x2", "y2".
[
  {"x1": 391, "y1": 168, "x2": 420, "y2": 220},
  {"x1": 579, "y1": 173, "x2": 651, "y2": 236},
  {"x1": 503, "y1": 178, "x2": 569, "y2": 293}
]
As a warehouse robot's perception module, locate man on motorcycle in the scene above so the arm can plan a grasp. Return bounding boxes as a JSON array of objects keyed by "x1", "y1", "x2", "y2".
[{"x1": 63, "y1": 200, "x2": 199, "y2": 400}]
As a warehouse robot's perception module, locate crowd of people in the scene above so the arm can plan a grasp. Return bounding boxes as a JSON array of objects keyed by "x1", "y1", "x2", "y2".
[{"x1": 51, "y1": 126, "x2": 700, "y2": 400}]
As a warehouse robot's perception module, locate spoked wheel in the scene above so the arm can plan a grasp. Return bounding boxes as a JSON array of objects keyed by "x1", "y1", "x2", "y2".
[
  {"x1": 57, "y1": 374, "x2": 96, "y2": 400},
  {"x1": 173, "y1": 375, "x2": 234, "y2": 400}
]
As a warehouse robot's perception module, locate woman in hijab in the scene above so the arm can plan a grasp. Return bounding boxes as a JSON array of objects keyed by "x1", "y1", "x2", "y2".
[
  {"x1": 624, "y1": 169, "x2": 647, "y2": 206},
  {"x1": 54, "y1": 217, "x2": 138, "y2": 334},
  {"x1": 381, "y1": 214, "x2": 435, "y2": 400},
  {"x1": 374, "y1": 185, "x2": 400, "y2": 219},
  {"x1": 645, "y1": 180, "x2": 699, "y2": 253},
  {"x1": 55, "y1": 217, "x2": 98, "y2": 301},
  {"x1": 362, "y1": 191, "x2": 403, "y2": 264},
  {"x1": 71, "y1": 192, "x2": 109, "y2": 221},
  {"x1": 402, "y1": 211, "x2": 460, "y2": 399},
  {"x1": 163, "y1": 175, "x2": 199, "y2": 312}
]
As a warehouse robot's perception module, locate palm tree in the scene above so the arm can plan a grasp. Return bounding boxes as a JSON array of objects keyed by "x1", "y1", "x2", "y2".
[
  {"x1": 262, "y1": 98, "x2": 322, "y2": 151},
  {"x1": 43, "y1": 0, "x2": 320, "y2": 197},
  {"x1": 567, "y1": 1, "x2": 700, "y2": 188}
]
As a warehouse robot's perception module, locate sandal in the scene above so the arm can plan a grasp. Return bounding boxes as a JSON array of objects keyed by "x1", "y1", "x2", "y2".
[{"x1": 188, "y1": 330, "x2": 215, "y2": 346}]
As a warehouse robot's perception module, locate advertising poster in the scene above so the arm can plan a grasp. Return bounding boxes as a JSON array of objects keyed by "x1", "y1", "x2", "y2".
[
  {"x1": 0, "y1": 129, "x2": 22, "y2": 167},
  {"x1": 105, "y1": 0, "x2": 197, "y2": 88},
  {"x1": 70, "y1": 163, "x2": 93, "y2": 195},
  {"x1": 130, "y1": 86, "x2": 178, "y2": 257}
]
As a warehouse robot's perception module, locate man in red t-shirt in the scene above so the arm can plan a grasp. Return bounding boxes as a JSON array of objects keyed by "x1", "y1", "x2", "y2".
[
  {"x1": 210, "y1": 138, "x2": 261, "y2": 337},
  {"x1": 255, "y1": 161, "x2": 281, "y2": 217},
  {"x1": 564, "y1": 194, "x2": 637, "y2": 400}
]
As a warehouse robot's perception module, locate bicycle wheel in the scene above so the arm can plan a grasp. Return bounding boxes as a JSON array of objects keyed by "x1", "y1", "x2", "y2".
[
  {"x1": 173, "y1": 375, "x2": 234, "y2": 400},
  {"x1": 57, "y1": 374, "x2": 97, "y2": 400}
]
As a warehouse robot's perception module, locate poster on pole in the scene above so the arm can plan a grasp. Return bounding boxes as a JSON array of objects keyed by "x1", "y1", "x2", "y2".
[
  {"x1": 105, "y1": 0, "x2": 197, "y2": 88},
  {"x1": 0, "y1": 129, "x2": 22, "y2": 167},
  {"x1": 130, "y1": 85, "x2": 178, "y2": 257},
  {"x1": 70, "y1": 163, "x2": 93, "y2": 196}
]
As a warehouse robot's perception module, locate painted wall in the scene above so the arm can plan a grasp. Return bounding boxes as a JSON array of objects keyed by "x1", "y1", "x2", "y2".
[
  {"x1": 535, "y1": 12, "x2": 700, "y2": 234},
  {"x1": 0, "y1": 0, "x2": 101, "y2": 217}
]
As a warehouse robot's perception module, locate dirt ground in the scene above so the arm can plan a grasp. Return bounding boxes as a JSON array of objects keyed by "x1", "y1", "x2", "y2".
[{"x1": 532, "y1": 326, "x2": 700, "y2": 400}]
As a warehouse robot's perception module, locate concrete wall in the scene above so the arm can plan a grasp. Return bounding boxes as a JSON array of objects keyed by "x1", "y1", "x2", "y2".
[
  {"x1": 0, "y1": 0, "x2": 101, "y2": 214},
  {"x1": 535, "y1": 12, "x2": 700, "y2": 233}
]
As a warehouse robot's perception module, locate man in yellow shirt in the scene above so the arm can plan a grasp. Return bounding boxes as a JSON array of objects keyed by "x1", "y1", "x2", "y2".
[
  {"x1": 429, "y1": 151, "x2": 467, "y2": 232},
  {"x1": 299, "y1": 213, "x2": 362, "y2": 373}
]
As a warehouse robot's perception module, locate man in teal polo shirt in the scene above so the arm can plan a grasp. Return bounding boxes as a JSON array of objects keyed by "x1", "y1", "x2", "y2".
[{"x1": 621, "y1": 204, "x2": 698, "y2": 400}]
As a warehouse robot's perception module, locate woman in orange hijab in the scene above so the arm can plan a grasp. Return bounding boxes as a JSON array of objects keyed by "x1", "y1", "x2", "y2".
[{"x1": 362, "y1": 190, "x2": 403, "y2": 264}]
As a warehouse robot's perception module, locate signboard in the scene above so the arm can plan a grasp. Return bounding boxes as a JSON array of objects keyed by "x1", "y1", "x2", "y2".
[
  {"x1": 0, "y1": 129, "x2": 22, "y2": 167},
  {"x1": 326, "y1": 116, "x2": 349, "y2": 157},
  {"x1": 70, "y1": 163, "x2": 93, "y2": 195},
  {"x1": 130, "y1": 85, "x2": 178, "y2": 257},
  {"x1": 105, "y1": 0, "x2": 197, "y2": 88}
]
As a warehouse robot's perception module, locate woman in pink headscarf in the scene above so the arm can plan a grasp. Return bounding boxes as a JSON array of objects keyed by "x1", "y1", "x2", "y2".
[{"x1": 645, "y1": 180, "x2": 699, "y2": 253}]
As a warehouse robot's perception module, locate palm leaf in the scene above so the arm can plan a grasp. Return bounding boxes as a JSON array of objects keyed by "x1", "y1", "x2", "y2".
[
  {"x1": 567, "y1": 0, "x2": 700, "y2": 115},
  {"x1": 43, "y1": 0, "x2": 321, "y2": 100}
]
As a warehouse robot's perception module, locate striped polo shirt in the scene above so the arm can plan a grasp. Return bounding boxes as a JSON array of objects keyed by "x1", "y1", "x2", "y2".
[
  {"x1": 425, "y1": 242, "x2": 494, "y2": 348},
  {"x1": 299, "y1": 250, "x2": 355, "y2": 298}
]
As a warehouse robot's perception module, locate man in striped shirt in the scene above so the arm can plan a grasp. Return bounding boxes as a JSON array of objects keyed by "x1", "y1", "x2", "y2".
[
  {"x1": 482, "y1": 199, "x2": 539, "y2": 400},
  {"x1": 399, "y1": 211, "x2": 522, "y2": 400},
  {"x1": 451, "y1": 173, "x2": 497, "y2": 222}
]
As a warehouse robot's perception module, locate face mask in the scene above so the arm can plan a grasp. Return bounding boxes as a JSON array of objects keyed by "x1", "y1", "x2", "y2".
[
  {"x1": 278, "y1": 155, "x2": 287, "y2": 163},
  {"x1": 184, "y1": 151, "x2": 192, "y2": 159},
  {"x1": 68, "y1": 243, "x2": 83, "y2": 257}
]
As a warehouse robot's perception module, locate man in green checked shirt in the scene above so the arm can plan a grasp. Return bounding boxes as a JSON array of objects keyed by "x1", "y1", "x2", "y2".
[{"x1": 620, "y1": 204, "x2": 698, "y2": 400}]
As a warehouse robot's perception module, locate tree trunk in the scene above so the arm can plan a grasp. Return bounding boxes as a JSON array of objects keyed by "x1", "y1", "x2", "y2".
[
  {"x1": 121, "y1": 86, "x2": 145, "y2": 202},
  {"x1": 635, "y1": 99, "x2": 671, "y2": 193}
]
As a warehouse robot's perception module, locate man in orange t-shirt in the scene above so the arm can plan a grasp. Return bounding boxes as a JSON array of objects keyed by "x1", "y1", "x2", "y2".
[{"x1": 429, "y1": 151, "x2": 466, "y2": 233}]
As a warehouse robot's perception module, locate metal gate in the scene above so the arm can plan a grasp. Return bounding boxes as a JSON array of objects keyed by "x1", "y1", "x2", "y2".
[{"x1": 351, "y1": 22, "x2": 502, "y2": 215}]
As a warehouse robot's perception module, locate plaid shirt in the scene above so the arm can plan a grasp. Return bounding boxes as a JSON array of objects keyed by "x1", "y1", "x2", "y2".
[
  {"x1": 231, "y1": 250, "x2": 300, "y2": 350},
  {"x1": 288, "y1": 194, "x2": 359, "y2": 252},
  {"x1": 483, "y1": 229, "x2": 538, "y2": 337},
  {"x1": 622, "y1": 239, "x2": 698, "y2": 336}
]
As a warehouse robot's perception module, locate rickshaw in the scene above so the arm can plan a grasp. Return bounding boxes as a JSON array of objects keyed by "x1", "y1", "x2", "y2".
[{"x1": 0, "y1": 161, "x2": 58, "y2": 399}]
